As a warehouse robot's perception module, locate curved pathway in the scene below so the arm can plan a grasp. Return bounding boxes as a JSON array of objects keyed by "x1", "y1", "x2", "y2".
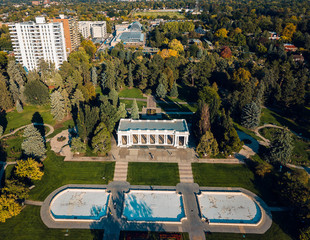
[
  {"x1": 0, "y1": 123, "x2": 54, "y2": 140},
  {"x1": 254, "y1": 124, "x2": 284, "y2": 146}
]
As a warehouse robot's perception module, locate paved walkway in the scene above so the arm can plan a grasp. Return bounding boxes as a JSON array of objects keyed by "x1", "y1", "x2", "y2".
[
  {"x1": 178, "y1": 163, "x2": 194, "y2": 183},
  {"x1": 113, "y1": 162, "x2": 128, "y2": 181},
  {"x1": 24, "y1": 200, "x2": 43, "y2": 206},
  {"x1": 254, "y1": 124, "x2": 284, "y2": 146},
  {"x1": 0, "y1": 161, "x2": 17, "y2": 188},
  {"x1": 0, "y1": 123, "x2": 54, "y2": 140},
  {"x1": 40, "y1": 183, "x2": 272, "y2": 239}
]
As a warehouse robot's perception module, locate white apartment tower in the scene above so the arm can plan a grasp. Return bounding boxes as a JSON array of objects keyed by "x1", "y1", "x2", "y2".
[
  {"x1": 9, "y1": 16, "x2": 67, "y2": 71},
  {"x1": 79, "y1": 21, "x2": 107, "y2": 40}
]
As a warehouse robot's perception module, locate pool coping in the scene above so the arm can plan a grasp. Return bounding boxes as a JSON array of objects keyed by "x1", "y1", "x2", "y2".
[{"x1": 40, "y1": 183, "x2": 272, "y2": 236}]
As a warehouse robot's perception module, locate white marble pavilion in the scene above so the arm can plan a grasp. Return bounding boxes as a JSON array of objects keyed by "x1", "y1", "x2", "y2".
[{"x1": 117, "y1": 119, "x2": 190, "y2": 148}]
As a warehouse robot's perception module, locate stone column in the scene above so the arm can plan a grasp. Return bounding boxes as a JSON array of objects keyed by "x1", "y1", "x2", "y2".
[
  {"x1": 174, "y1": 135, "x2": 179, "y2": 147},
  {"x1": 147, "y1": 134, "x2": 150, "y2": 144},
  {"x1": 155, "y1": 135, "x2": 159, "y2": 144},
  {"x1": 118, "y1": 134, "x2": 122, "y2": 146},
  {"x1": 138, "y1": 134, "x2": 142, "y2": 145},
  {"x1": 164, "y1": 135, "x2": 167, "y2": 145}
]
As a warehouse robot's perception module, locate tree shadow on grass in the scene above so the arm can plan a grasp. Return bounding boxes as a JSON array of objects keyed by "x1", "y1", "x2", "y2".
[
  {"x1": 31, "y1": 112, "x2": 45, "y2": 138},
  {"x1": 0, "y1": 109, "x2": 7, "y2": 132}
]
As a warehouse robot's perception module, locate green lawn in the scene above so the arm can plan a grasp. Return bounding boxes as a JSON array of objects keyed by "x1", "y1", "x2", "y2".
[
  {"x1": 3, "y1": 105, "x2": 55, "y2": 134},
  {"x1": 192, "y1": 163, "x2": 258, "y2": 194},
  {"x1": 157, "y1": 102, "x2": 198, "y2": 113},
  {"x1": 119, "y1": 87, "x2": 146, "y2": 99},
  {"x1": 28, "y1": 148, "x2": 115, "y2": 201},
  {"x1": 205, "y1": 213, "x2": 293, "y2": 240},
  {"x1": 0, "y1": 132, "x2": 23, "y2": 162},
  {"x1": 4, "y1": 164, "x2": 15, "y2": 179},
  {"x1": 119, "y1": 99, "x2": 147, "y2": 111},
  {"x1": 127, "y1": 162, "x2": 179, "y2": 186},
  {"x1": 260, "y1": 128, "x2": 310, "y2": 165},
  {"x1": 260, "y1": 108, "x2": 310, "y2": 138},
  {"x1": 233, "y1": 122, "x2": 262, "y2": 141},
  {"x1": 0, "y1": 206, "x2": 103, "y2": 240},
  {"x1": 133, "y1": 11, "x2": 185, "y2": 19}
]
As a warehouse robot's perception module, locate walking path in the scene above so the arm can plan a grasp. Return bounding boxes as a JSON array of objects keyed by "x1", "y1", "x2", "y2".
[
  {"x1": 254, "y1": 124, "x2": 284, "y2": 146},
  {"x1": 178, "y1": 163, "x2": 194, "y2": 183},
  {"x1": 113, "y1": 162, "x2": 128, "y2": 181},
  {"x1": 0, "y1": 161, "x2": 17, "y2": 187},
  {"x1": 0, "y1": 123, "x2": 54, "y2": 140},
  {"x1": 24, "y1": 200, "x2": 43, "y2": 206}
]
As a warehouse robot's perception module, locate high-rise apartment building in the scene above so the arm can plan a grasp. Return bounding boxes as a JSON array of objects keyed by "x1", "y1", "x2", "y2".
[
  {"x1": 79, "y1": 21, "x2": 107, "y2": 40},
  {"x1": 52, "y1": 15, "x2": 80, "y2": 53},
  {"x1": 9, "y1": 16, "x2": 67, "y2": 71}
]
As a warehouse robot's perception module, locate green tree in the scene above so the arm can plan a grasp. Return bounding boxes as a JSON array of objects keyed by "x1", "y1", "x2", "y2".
[
  {"x1": 199, "y1": 86, "x2": 221, "y2": 123},
  {"x1": 81, "y1": 39, "x2": 97, "y2": 58},
  {"x1": 70, "y1": 89, "x2": 85, "y2": 107},
  {"x1": 136, "y1": 63, "x2": 148, "y2": 90},
  {"x1": 156, "y1": 83, "x2": 167, "y2": 98},
  {"x1": 91, "y1": 67, "x2": 97, "y2": 86},
  {"x1": 118, "y1": 103, "x2": 127, "y2": 119},
  {"x1": 131, "y1": 99, "x2": 139, "y2": 119},
  {"x1": 70, "y1": 137, "x2": 86, "y2": 153},
  {"x1": 268, "y1": 129, "x2": 293, "y2": 165},
  {"x1": 77, "y1": 104, "x2": 99, "y2": 142},
  {"x1": 108, "y1": 88, "x2": 119, "y2": 106},
  {"x1": 21, "y1": 124, "x2": 46, "y2": 159},
  {"x1": 50, "y1": 90, "x2": 65, "y2": 121},
  {"x1": 196, "y1": 131, "x2": 219, "y2": 157},
  {"x1": 24, "y1": 80, "x2": 49, "y2": 105},
  {"x1": 0, "y1": 73, "x2": 13, "y2": 110},
  {"x1": 170, "y1": 82, "x2": 178, "y2": 98},
  {"x1": 91, "y1": 122, "x2": 111, "y2": 155},
  {"x1": 127, "y1": 63, "x2": 134, "y2": 88},
  {"x1": 241, "y1": 101, "x2": 261, "y2": 129},
  {"x1": 7, "y1": 60, "x2": 25, "y2": 103},
  {"x1": 196, "y1": 101, "x2": 211, "y2": 137},
  {"x1": 0, "y1": 195, "x2": 22, "y2": 223},
  {"x1": 15, "y1": 158, "x2": 44, "y2": 181},
  {"x1": 0, "y1": 125, "x2": 3, "y2": 137}
]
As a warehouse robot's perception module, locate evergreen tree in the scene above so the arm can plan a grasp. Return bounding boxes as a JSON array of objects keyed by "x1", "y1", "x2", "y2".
[
  {"x1": 156, "y1": 83, "x2": 167, "y2": 98},
  {"x1": 108, "y1": 88, "x2": 119, "y2": 106},
  {"x1": 196, "y1": 101, "x2": 211, "y2": 137},
  {"x1": 91, "y1": 122, "x2": 111, "y2": 155},
  {"x1": 7, "y1": 60, "x2": 25, "y2": 103},
  {"x1": 268, "y1": 128, "x2": 293, "y2": 165},
  {"x1": 70, "y1": 89, "x2": 85, "y2": 107},
  {"x1": 16, "y1": 100, "x2": 23, "y2": 113},
  {"x1": 24, "y1": 80, "x2": 49, "y2": 105},
  {"x1": 15, "y1": 158, "x2": 44, "y2": 181},
  {"x1": 136, "y1": 63, "x2": 148, "y2": 90},
  {"x1": 21, "y1": 124, "x2": 46, "y2": 159},
  {"x1": 199, "y1": 86, "x2": 221, "y2": 123},
  {"x1": 0, "y1": 125, "x2": 3, "y2": 137},
  {"x1": 196, "y1": 131, "x2": 219, "y2": 157},
  {"x1": 241, "y1": 101, "x2": 261, "y2": 129},
  {"x1": 131, "y1": 99, "x2": 139, "y2": 119},
  {"x1": 158, "y1": 73, "x2": 169, "y2": 91},
  {"x1": 0, "y1": 74, "x2": 13, "y2": 110},
  {"x1": 118, "y1": 103, "x2": 127, "y2": 119},
  {"x1": 170, "y1": 82, "x2": 179, "y2": 98},
  {"x1": 50, "y1": 90, "x2": 65, "y2": 121},
  {"x1": 60, "y1": 88, "x2": 70, "y2": 114},
  {"x1": 99, "y1": 96, "x2": 120, "y2": 132},
  {"x1": 127, "y1": 63, "x2": 133, "y2": 88},
  {"x1": 70, "y1": 137, "x2": 86, "y2": 153},
  {"x1": 91, "y1": 67, "x2": 97, "y2": 86},
  {"x1": 103, "y1": 60, "x2": 116, "y2": 90}
]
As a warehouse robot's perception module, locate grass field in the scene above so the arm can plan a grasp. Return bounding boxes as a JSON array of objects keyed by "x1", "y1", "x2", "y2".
[
  {"x1": 28, "y1": 147, "x2": 115, "y2": 201},
  {"x1": 233, "y1": 122, "x2": 262, "y2": 141},
  {"x1": 0, "y1": 206, "x2": 102, "y2": 240},
  {"x1": 119, "y1": 87, "x2": 146, "y2": 99},
  {"x1": 119, "y1": 99, "x2": 147, "y2": 111},
  {"x1": 3, "y1": 105, "x2": 55, "y2": 134},
  {"x1": 133, "y1": 11, "x2": 185, "y2": 19},
  {"x1": 127, "y1": 162, "x2": 179, "y2": 186}
]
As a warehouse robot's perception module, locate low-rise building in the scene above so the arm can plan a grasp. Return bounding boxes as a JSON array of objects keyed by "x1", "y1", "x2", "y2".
[{"x1": 284, "y1": 43, "x2": 298, "y2": 52}]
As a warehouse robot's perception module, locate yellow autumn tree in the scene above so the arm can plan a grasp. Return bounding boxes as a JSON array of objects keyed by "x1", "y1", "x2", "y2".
[
  {"x1": 157, "y1": 49, "x2": 178, "y2": 59},
  {"x1": 215, "y1": 28, "x2": 228, "y2": 38},
  {"x1": 281, "y1": 23, "x2": 296, "y2": 41},
  {"x1": 168, "y1": 39, "x2": 184, "y2": 53},
  {"x1": 0, "y1": 196, "x2": 22, "y2": 222},
  {"x1": 15, "y1": 158, "x2": 44, "y2": 181},
  {"x1": 232, "y1": 68, "x2": 251, "y2": 85},
  {"x1": 234, "y1": 27, "x2": 242, "y2": 34}
]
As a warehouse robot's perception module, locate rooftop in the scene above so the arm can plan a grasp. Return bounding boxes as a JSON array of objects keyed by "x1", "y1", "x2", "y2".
[
  {"x1": 118, "y1": 119, "x2": 189, "y2": 132},
  {"x1": 119, "y1": 31, "x2": 144, "y2": 42}
]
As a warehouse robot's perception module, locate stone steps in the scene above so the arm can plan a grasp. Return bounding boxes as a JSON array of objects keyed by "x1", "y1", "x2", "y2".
[
  {"x1": 178, "y1": 163, "x2": 194, "y2": 183},
  {"x1": 113, "y1": 162, "x2": 128, "y2": 181}
]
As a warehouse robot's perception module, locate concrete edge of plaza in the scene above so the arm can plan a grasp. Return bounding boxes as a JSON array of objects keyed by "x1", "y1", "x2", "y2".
[{"x1": 40, "y1": 182, "x2": 272, "y2": 236}]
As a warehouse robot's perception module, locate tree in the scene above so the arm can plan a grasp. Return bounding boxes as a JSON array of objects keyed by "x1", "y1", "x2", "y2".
[
  {"x1": 215, "y1": 28, "x2": 228, "y2": 38},
  {"x1": 108, "y1": 88, "x2": 119, "y2": 106},
  {"x1": 268, "y1": 128, "x2": 293, "y2": 165},
  {"x1": 118, "y1": 103, "x2": 127, "y2": 119},
  {"x1": 24, "y1": 80, "x2": 49, "y2": 105},
  {"x1": 255, "y1": 162, "x2": 273, "y2": 177},
  {"x1": 220, "y1": 46, "x2": 232, "y2": 58},
  {"x1": 21, "y1": 124, "x2": 46, "y2": 159},
  {"x1": 81, "y1": 39, "x2": 97, "y2": 58},
  {"x1": 15, "y1": 158, "x2": 44, "y2": 181},
  {"x1": 0, "y1": 74, "x2": 13, "y2": 110},
  {"x1": 156, "y1": 83, "x2": 167, "y2": 99},
  {"x1": 241, "y1": 101, "x2": 261, "y2": 129},
  {"x1": 168, "y1": 39, "x2": 184, "y2": 53},
  {"x1": 91, "y1": 122, "x2": 111, "y2": 155},
  {"x1": 127, "y1": 63, "x2": 133, "y2": 88},
  {"x1": 183, "y1": 62, "x2": 198, "y2": 86},
  {"x1": 0, "y1": 195, "x2": 22, "y2": 223},
  {"x1": 16, "y1": 100, "x2": 23, "y2": 113},
  {"x1": 131, "y1": 99, "x2": 139, "y2": 119},
  {"x1": 196, "y1": 101, "x2": 211, "y2": 137},
  {"x1": 76, "y1": 104, "x2": 99, "y2": 142},
  {"x1": 232, "y1": 68, "x2": 251, "y2": 85},
  {"x1": 2, "y1": 179, "x2": 29, "y2": 200},
  {"x1": 0, "y1": 125, "x2": 3, "y2": 137},
  {"x1": 157, "y1": 49, "x2": 178, "y2": 59},
  {"x1": 196, "y1": 131, "x2": 219, "y2": 157},
  {"x1": 282, "y1": 23, "x2": 296, "y2": 41},
  {"x1": 91, "y1": 67, "x2": 97, "y2": 86},
  {"x1": 170, "y1": 82, "x2": 178, "y2": 98},
  {"x1": 199, "y1": 86, "x2": 221, "y2": 123},
  {"x1": 70, "y1": 89, "x2": 85, "y2": 107},
  {"x1": 50, "y1": 90, "x2": 65, "y2": 121},
  {"x1": 136, "y1": 63, "x2": 148, "y2": 90},
  {"x1": 7, "y1": 60, "x2": 25, "y2": 103},
  {"x1": 70, "y1": 137, "x2": 86, "y2": 153}
]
